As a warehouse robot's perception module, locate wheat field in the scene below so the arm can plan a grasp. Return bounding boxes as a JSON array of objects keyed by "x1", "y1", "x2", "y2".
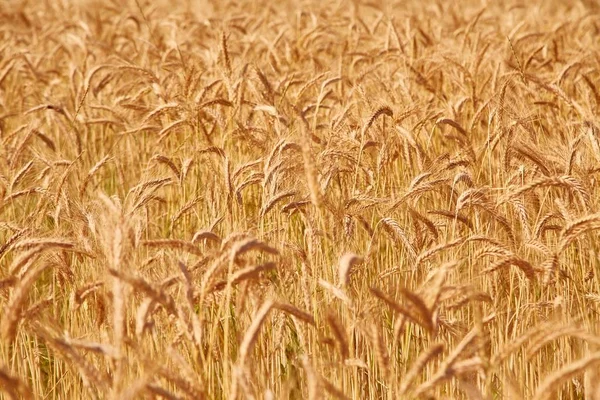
[{"x1": 1, "y1": 0, "x2": 600, "y2": 398}]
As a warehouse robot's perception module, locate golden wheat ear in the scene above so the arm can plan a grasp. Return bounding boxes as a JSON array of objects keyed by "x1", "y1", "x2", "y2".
[{"x1": 3, "y1": 0, "x2": 600, "y2": 397}]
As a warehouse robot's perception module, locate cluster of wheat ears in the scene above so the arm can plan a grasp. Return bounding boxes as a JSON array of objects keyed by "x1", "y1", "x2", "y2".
[{"x1": 1, "y1": 0, "x2": 600, "y2": 398}]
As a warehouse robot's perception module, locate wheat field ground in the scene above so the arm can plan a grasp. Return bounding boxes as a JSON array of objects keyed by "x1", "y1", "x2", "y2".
[{"x1": 1, "y1": 0, "x2": 600, "y2": 398}]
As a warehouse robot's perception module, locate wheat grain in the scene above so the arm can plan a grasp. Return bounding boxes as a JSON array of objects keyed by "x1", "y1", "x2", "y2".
[
  {"x1": 2, "y1": 1, "x2": 600, "y2": 398},
  {"x1": 80, "y1": 155, "x2": 112, "y2": 197},
  {"x1": 1, "y1": 261, "x2": 50, "y2": 342},
  {"x1": 534, "y1": 352, "x2": 600, "y2": 400},
  {"x1": 558, "y1": 213, "x2": 600, "y2": 253},
  {"x1": 0, "y1": 365, "x2": 34, "y2": 400},
  {"x1": 337, "y1": 252, "x2": 363, "y2": 287}
]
